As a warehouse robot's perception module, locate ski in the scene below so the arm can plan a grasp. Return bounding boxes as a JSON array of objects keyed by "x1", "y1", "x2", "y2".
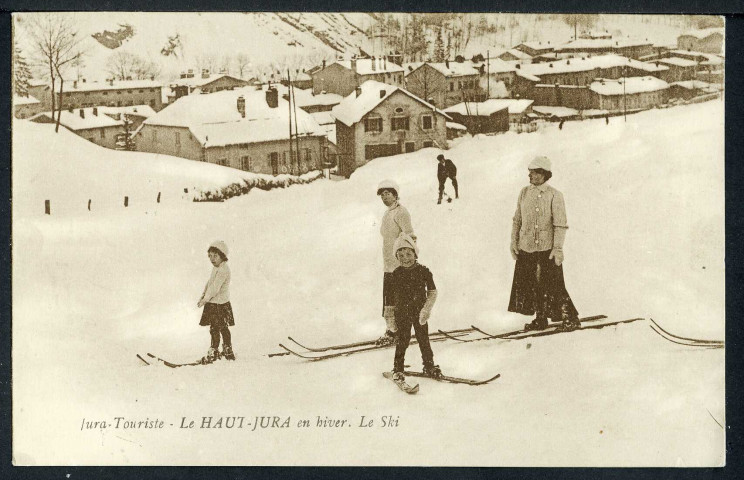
[
  {"x1": 648, "y1": 325, "x2": 724, "y2": 349},
  {"x1": 383, "y1": 371, "x2": 419, "y2": 394},
  {"x1": 648, "y1": 318, "x2": 724, "y2": 346},
  {"x1": 403, "y1": 370, "x2": 501, "y2": 386},
  {"x1": 147, "y1": 352, "x2": 204, "y2": 368},
  {"x1": 136, "y1": 354, "x2": 151, "y2": 365},
  {"x1": 504, "y1": 317, "x2": 645, "y2": 341},
  {"x1": 286, "y1": 326, "x2": 477, "y2": 353},
  {"x1": 470, "y1": 314, "x2": 608, "y2": 341},
  {"x1": 277, "y1": 334, "x2": 458, "y2": 361}
]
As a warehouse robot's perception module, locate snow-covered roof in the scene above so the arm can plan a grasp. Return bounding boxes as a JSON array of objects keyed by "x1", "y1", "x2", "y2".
[
  {"x1": 516, "y1": 70, "x2": 541, "y2": 82},
  {"x1": 670, "y1": 50, "x2": 724, "y2": 65},
  {"x1": 559, "y1": 38, "x2": 614, "y2": 50},
  {"x1": 98, "y1": 105, "x2": 157, "y2": 118},
  {"x1": 332, "y1": 80, "x2": 451, "y2": 127},
  {"x1": 290, "y1": 89, "x2": 343, "y2": 108},
  {"x1": 670, "y1": 80, "x2": 713, "y2": 90},
  {"x1": 444, "y1": 99, "x2": 534, "y2": 116},
  {"x1": 333, "y1": 58, "x2": 405, "y2": 75},
  {"x1": 484, "y1": 58, "x2": 517, "y2": 74},
  {"x1": 310, "y1": 111, "x2": 336, "y2": 125},
  {"x1": 30, "y1": 109, "x2": 123, "y2": 131},
  {"x1": 13, "y1": 94, "x2": 40, "y2": 106},
  {"x1": 170, "y1": 73, "x2": 247, "y2": 88},
  {"x1": 517, "y1": 54, "x2": 668, "y2": 79},
  {"x1": 579, "y1": 30, "x2": 612, "y2": 39},
  {"x1": 679, "y1": 28, "x2": 724, "y2": 39},
  {"x1": 501, "y1": 49, "x2": 533, "y2": 60},
  {"x1": 517, "y1": 42, "x2": 555, "y2": 52},
  {"x1": 446, "y1": 121, "x2": 467, "y2": 130},
  {"x1": 589, "y1": 76, "x2": 669, "y2": 96},
  {"x1": 143, "y1": 86, "x2": 324, "y2": 147},
  {"x1": 63, "y1": 79, "x2": 162, "y2": 93},
  {"x1": 406, "y1": 61, "x2": 481, "y2": 78},
  {"x1": 655, "y1": 57, "x2": 699, "y2": 68}
]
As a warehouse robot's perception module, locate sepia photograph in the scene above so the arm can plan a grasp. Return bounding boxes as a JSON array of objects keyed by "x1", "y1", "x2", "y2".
[{"x1": 10, "y1": 11, "x2": 725, "y2": 466}]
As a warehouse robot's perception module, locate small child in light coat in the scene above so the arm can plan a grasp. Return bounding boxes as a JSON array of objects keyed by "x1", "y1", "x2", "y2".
[{"x1": 198, "y1": 240, "x2": 235, "y2": 363}]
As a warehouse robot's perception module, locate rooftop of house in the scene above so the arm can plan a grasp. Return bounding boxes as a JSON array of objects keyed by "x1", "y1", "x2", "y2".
[
  {"x1": 62, "y1": 79, "x2": 162, "y2": 93},
  {"x1": 14, "y1": 94, "x2": 40, "y2": 106},
  {"x1": 444, "y1": 98, "x2": 534, "y2": 116},
  {"x1": 170, "y1": 72, "x2": 248, "y2": 88},
  {"x1": 670, "y1": 80, "x2": 715, "y2": 90},
  {"x1": 501, "y1": 49, "x2": 533, "y2": 60},
  {"x1": 98, "y1": 105, "x2": 157, "y2": 118},
  {"x1": 517, "y1": 41, "x2": 556, "y2": 51},
  {"x1": 670, "y1": 50, "x2": 724, "y2": 64},
  {"x1": 403, "y1": 61, "x2": 481, "y2": 78},
  {"x1": 143, "y1": 85, "x2": 324, "y2": 147},
  {"x1": 517, "y1": 54, "x2": 669, "y2": 79},
  {"x1": 325, "y1": 57, "x2": 405, "y2": 75},
  {"x1": 654, "y1": 57, "x2": 699, "y2": 68},
  {"x1": 289, "y1": 88, "x2": 343, "y2": 108},
  {"x1": 589, "y1": 76, "x2": 669, "y2": 96},
  {"x1": 30, "y1": 108, "x2": 124, "y2": 131},
  {"x1": 679, "y1": 28, "x2": 724, "y2": 39},
  {"x1": 332, "y1": 80, "x2": 451, "y2": 127}
]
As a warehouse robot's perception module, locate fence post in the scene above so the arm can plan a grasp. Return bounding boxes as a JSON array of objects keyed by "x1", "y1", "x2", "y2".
[
  {"x1": 45, "y1": 200, "x2": 50, "y2": 215},
  {"x1": 157, "y1": 192, "x2": 161, "y2": 203},
  {"x1": 124, "y1": 196, "x2": 129, "y2": 207}
]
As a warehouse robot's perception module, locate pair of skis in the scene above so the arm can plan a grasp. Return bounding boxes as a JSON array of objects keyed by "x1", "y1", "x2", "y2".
[
  {"x1": 382, "y1": 370, "x2": 503, "y2": 395},
  {"x1": 137, "y1": 352, "x2": 205, "y2": 368},
  {"x1": 648, "y1": 318, "x2": 724, "y2": 349}
]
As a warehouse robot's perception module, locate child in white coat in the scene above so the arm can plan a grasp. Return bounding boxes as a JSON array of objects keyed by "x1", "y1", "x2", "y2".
[{"x1": 198, "y1": 240, "x2": 235, "y2": 363}]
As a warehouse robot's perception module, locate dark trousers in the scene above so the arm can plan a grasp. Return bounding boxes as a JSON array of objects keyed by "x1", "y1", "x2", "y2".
[
  {"x1": 508, "y1": 249, "x2": 578, "y2": 322},
  {"x1": 210, "y1": 324, "x2": 232, "y2": 349},
  {"x1": 438, "y1": 176, "x2": 459, "y2": 199},
  {"x1": 393, "y1": 311, "x2": 434, "y2": 372}
]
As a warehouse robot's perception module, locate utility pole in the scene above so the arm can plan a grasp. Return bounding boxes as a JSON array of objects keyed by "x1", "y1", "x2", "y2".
[
  {"x1": 623, "y1": 67, "x2": 627, "y2": 122},
  {"x1": 487, "y1": 49, "x2": 490, "y2": 98}
]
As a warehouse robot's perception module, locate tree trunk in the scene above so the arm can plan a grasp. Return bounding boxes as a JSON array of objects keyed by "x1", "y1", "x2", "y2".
[{"x1": 55, "y1": 77, "x2": 64, "y2": 133}]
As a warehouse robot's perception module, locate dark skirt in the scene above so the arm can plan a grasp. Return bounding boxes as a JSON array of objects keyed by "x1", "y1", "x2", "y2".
[
  {"x1": 508, "y1": 250, "x2": 578, "y2": 321},
  {"x1": 382, "y1": 272, "x2": 394, "y2": 315},
  {"x1": 199, "y1": 302, "x2": 235, "y2": 327}
]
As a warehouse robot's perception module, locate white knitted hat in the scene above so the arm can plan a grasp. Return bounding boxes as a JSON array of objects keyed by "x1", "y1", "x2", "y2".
[
  {"x1": 528, "y1": 155, "x2": 552, "y2": 172},
  {"x1": 393, "y1": 232, "x2": 418, "y2": 257},
  {"x1": 209, "y1": 240, "x2": 229, "y2": 258},
  {"x1": 377, "y1": 179, "x2": 400, "y2": 196}
]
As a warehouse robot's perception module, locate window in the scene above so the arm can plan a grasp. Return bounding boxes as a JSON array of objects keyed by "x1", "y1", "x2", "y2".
[
  {"x1": 421, "y1": 114, "x2": 433, "y2": 130},
  {"x1": 423, "y1": 141, "x2": 433, "y2": 148},
  {"x1": 139, "y1": 89, "x2": 144, "y2": 93},
  {"x1": 103, "y1": 92, "x2": 109, "y2": 96},
  {"x1": 270, "y1": 152, "x2": 279, "y2": 175},
  {"x1": 150, "y1": 99, "x2": 156, "y2": 107},
  {"x1": 241, "y1": 156, "x2": 252, "y2": 171},
  {"x1": 127, "y1": 90, "x2": 133, "y2": 93},
  {"x1": 364, "y1": 116, "x2": 383, "y2": 132},
  {"x1": 100, "y1": 129, "x2": 105, "y2": 139},
  {"x1": 450, "y1": 82, "x2": 454, "y2": 92},
  {"x1": 217, "y1": 157, "x2": 227, "y2": 166},
  {"x1": 391, "y1": 116, "x2": 409, "y2": 131}
]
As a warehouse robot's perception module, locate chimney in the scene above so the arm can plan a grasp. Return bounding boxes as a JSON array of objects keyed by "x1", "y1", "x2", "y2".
[
  {"x1": 379, "y1": 89, "x2": 386, "y2": 98},
  {"x1": 516, "y1": 63, "x2": 520, "y2": 69},
  {"x1": 566, "y1": 59, "x2": 570, "y2": 65},
  {"x1": 73, "y1": 80, "x2": 78, "y2": 89},
  {"x1": 83, "y1": 78, "x2": 86, "y2": 83},
  {"x1": 93, "y1": 107, "x2": 98, "y2": 116},
  {"x1": 445, "y1": 59, "x2": 450, "y2": 68},
  {"x1": 202, "y1": 69, "x2": 209, "y2": 79},
  {"x1": 266, "y1": 87, "x2": 278, "y2": 108},
  {"x1": 322, "y1": 60, "x2": 326, "y2": 70},
  {"x1": 354, "y1": 86, "x2": 363, "y2": 97},
  {"x1": 384, "y1": 57, "x2": 387, "y2": 69},
  {"x1": 370, "y1": 57, "x2": 375, "y2": 71},
  {"x1": 237, "y1": 95, "x2": 246, "y2": 118},
  {"x1": 109, "y1": 79, "x2": 114, "y2": 86},
  {"x1": 79, "y1": 109, "x2": 85, "y2": 118}
]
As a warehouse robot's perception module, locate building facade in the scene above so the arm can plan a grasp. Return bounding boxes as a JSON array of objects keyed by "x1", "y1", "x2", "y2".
[
  {"x1": 332, "y1": 80, "x2": 450, "y2": 177},
  {"x1": 404, "y1": 62, "x2": 486, "y2": 108},
  {"x1": 310, "y1": 58, "x2": 405, "y2": 97},
  {"x1": 29, "y1": 79, "x2": 163, "y2": 112}
]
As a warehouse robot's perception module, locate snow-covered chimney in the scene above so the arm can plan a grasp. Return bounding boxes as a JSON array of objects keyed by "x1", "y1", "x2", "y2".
[
  {"x1": 322, "y1": 60, "x2": 326, "y2": 70},
  {"x1": 79, "y1": 109, "x2": 85, "y2": 119},
  {"x1": 93, "y1": 107, "x2": 98, "y2": 116},
  {"x1": 237, "y1": 95, "x2": 246, "y2": 118},
  {"x1": 266, "y1": 87, "x2": 278, "y2": 108},
  {"x1": 73, "y1": 80, "x2": 78, "y2": 89},
  {"x1": 379, "y1": 89, "x2": 386, "y2": 98},
  {"x1": 355, "y1": 86, "x2": 362, "y2": 97}
]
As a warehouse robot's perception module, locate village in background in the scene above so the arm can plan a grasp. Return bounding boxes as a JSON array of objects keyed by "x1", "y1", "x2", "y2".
[{"x1": 12, "y1": 13, "x2": 723, "y2": 190}]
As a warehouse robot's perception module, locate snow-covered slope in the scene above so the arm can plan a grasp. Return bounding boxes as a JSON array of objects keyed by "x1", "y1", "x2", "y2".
[{"x1": 12, "y1": 100, "x2": 724, "y2": 466}]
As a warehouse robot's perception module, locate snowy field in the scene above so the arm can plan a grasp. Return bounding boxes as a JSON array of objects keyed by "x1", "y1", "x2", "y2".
[{"x1": 12, "y1": 100, "x2": 724, "y2": 466}]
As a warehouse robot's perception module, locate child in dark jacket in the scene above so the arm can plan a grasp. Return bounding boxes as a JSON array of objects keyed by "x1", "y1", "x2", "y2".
[
  {"x1": 389, "y1": 233, "x2": 442, "y2": 381},
  {"x1": 198, "y1": 240, "x2": 235, "y2": 363}
]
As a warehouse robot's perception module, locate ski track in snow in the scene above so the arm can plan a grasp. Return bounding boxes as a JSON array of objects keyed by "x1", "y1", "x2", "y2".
[{"x1": 12, "y1": 100, "x2": 725, "y2": 466}]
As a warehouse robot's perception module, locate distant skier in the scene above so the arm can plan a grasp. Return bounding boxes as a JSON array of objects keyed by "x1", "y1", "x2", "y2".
[
  {"x1": 508, "y1": 156, "x2": 580, "y2": 332},
  {"x1": 389, "y1": 233, "x2": 442, "y2": 381},
  {"x1": 198, "y1": 241, "x2": 236, "y2": 363},
  {"x1": 436, "y1": 154, "x2": 458, "y2": 204},
  {"x1": 377, "y1": 180, "x2": 416, "y2": 346}
]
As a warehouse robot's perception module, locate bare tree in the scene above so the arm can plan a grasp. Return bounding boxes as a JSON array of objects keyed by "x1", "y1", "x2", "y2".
[
  {"x1": 235, "y1": 52, "x2": 251, "y2": 78},
  {"x1": 106, "y1": 51, "x2": 160, "y2": 80},
  {"x1": 25, "y1": 12, "x2": 85, "y2": 132}
]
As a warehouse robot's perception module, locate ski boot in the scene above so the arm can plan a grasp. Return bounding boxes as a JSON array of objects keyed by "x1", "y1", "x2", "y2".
[
  {"x1": 375, "y1": 330, "x2": 397, "y2": 346},
  {"x1": 222, "y1": 345, "x2": 236, "y2": 361},
  {"x1": 524, "y1": 317, "x2": 548, "y2": 331},
  {"x1": 557, "y1": 317, "x2": 581, "y2": 332},
  {"x1": 201, "y1": 347, "x2": 219, "y2": 365},
  {"x1": 392, "y1": 371, "x2": 406, "y2": 382},
  {"x1": 423, "y1": 364, "x2": 443, "y2": 379}
]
